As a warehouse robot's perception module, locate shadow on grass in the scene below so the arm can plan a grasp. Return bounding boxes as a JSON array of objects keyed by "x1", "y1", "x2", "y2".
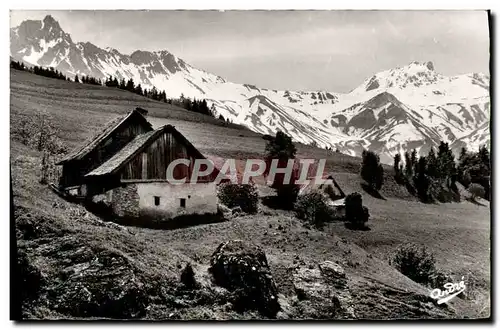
[
  {"x1": 261, "y1": 196, "x2": 294, "y2": 210},
  {"x1": 84, "y1": 201, "x2": 227, "y2": 230},
  {"x1": 466, "y1": 197, "x2": 487, "y2": 207},
  {"x1": 360, "y1": 183, "x2": 386, "y2": 200},
  {"x1": 124, "y1": 213, "x2": 227, "y2": 230},
  {"x1": 83, "y1": 200, "x2": 115, "y2": 218},
  {"x1": 344, "y1": 222, "x2": 371, "y2": 231}
]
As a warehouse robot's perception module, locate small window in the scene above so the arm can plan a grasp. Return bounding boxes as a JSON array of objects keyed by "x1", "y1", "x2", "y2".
[
  {"x1": 154, "y1": 196, "x2": 160, "y2": 206},
  {"x1": 180, "y1": 198, "x2": 186, "y2": 208}
]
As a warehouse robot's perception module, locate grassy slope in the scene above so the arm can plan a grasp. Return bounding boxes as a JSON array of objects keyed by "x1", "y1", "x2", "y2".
[
  {"x1": 11, "y1": 142, "x2": 460, "y2": 320},
  {"x1": 11, "y1": 69, "x2": 413, "y2": 199},
  {"x1": 11, "y1": 69, "x2": 490, "y2": 319}
]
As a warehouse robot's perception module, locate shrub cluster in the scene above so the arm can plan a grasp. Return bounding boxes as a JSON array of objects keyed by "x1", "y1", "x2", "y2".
[
  {"x1": 275, "y1": 184, "x2": 300, "y2": 210},
  {"x1": 11, "y1": 113, "x2": 68, "y2": 156},
  {"x1": 344, "y1": 193, "x2": 369, "y2": 228},
  {"x1": 391, "y1": 243, "x2": 442, "y2": 286},
  {"x1": 468, "y1": 183, "x2": 485, "y2": 201},
  {"x1": 458, "y1": 145, "x2": 490, "y2": 200},
  {"x1": 217, "y1": 183, "x2": 259, "y2": 214},
  {"x1": 180, "y1": 263, "x2": 197, "y2": 289},
  {"x1": 11, "y1": 113, "x2": 68, "y2": 184},
  {"x1": 294, "y1": 191, "x2": 335, "y2": 229}
]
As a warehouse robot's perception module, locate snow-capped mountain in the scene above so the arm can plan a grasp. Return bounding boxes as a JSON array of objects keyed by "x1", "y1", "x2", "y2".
[{"x1": 10, "y1": 15, "x2": 490, "y2": 164}]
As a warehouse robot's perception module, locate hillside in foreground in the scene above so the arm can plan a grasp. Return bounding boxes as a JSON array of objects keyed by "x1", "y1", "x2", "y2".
[{"x1": 11, "y1": 69, "x2": 490, "y2": 319}]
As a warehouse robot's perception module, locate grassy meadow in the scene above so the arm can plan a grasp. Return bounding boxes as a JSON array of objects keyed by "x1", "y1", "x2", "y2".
[{"x1": 10, "y1": 68, "x2": 490, "y2": 319}]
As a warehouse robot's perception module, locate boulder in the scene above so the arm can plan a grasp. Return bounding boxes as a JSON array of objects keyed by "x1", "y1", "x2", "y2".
[
  {"x1": 209, "y1": 240, "x2": 280, "y2": 318},
  {"x1": 319, "y1": 260, "x2": 347, "y2": 288},
  {"x1": 292, "y1": 261, "x2": 355, "y2": 319}
]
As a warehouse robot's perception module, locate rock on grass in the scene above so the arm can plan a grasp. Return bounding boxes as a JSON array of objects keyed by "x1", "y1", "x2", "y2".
[
  {"x1": 209, "y1": 240, "x2": 280, "y2": 318},
  {"x1": 292, "y1": 261, "x2": 355, "y2": 319}
]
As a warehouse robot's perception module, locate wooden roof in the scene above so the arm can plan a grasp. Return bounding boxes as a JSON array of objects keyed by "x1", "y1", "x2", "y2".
[
  {"x1": 85, "y1": 124, "x2": 219, "y2": 178},
  {"x1": 85, "y1": 129, "x2": 158, "y2": 177},
  {"x1": 298, "y1": 173, "x2": 346, "y2": 198},
  {"x1": 56, "y1": 109, "x2": 152, "y2": 165}
]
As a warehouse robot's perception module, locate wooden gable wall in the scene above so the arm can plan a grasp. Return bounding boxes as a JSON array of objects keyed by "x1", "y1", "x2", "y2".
[
  {"x1": 60, "y1": 115, "x2": 152, "y2": 187},
  {"x1": 118, "y1": 130, "x2": 216, "y2": 182}
]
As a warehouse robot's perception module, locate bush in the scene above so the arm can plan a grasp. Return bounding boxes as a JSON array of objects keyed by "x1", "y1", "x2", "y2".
[
  {"x1": 427, "y1": 270, "x2": 452, "y2": 290},
  {"x1": 294, "y1": 191, "x2": 335, "y2": 229},
  {"x1": 217, "y1": 183, "x2": 259, "y2": 214},
  {"x1": 361, "y1": 150, "x2": 384, "y2": 191},
  {"x1": 428, "y1": 180, "x2": 460, "y2": 203},
  {"x1": 180, "y1": 263, "x2": 197, "y2": 289},
  {"x1": 275, "y1": 183, "x2": 300, "y2": 210},
  {"x1": 468, "y1": 183, "x2": 485, "y2": 200},
  {"x1": 458, "y1": 146, "x2": 490, "y2": 200},
  {"x1": 11, "y1": 113, "x2": 68, "y2": 184},
  {"x1": 390, "y1": 243, "x2": 437, "y2": 285},
  {"x1": 344, "y1": 193, "x2": 369, "y2": 227},
  {"x1": 11, "y1": 112, "x2": 68, "y2": 155}
]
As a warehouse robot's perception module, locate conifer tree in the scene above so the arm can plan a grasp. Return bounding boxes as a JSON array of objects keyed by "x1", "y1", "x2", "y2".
[
  {"x1": 437, "y1": 141, "x2": 456, "y2": 184},
  {"x1": 264, "y1": 131, "x2": 299, "y2": 209},
  {"x1": 426, "y1": 148, "x2": 438, "y2": 178},
  {"x1": 404, "y1": 151, "x2": 413, "y2": 178},
  {"x1": 393, "y1": 153, "x2": 401, "y2": 175},
  {"x1": 135, "y1": 83, "x2": 143, "y2": 96},
  {"x1": 414, "y1": 156, "x2": 430, "y2": 202},
  {"x1": 361, "y1": 150, "x2": 384, "y2": 191},
  {"x1": 126, "y1": 78, "x2": 135, "y2": 92},
  {"x1": 410, "y1": 149, "x2": 418, "y2": 176}
]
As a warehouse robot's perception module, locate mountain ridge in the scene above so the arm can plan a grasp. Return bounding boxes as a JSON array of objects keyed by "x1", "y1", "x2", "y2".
[{"x1": 10, "y1": 15, "x2": 490, "y2": 164}]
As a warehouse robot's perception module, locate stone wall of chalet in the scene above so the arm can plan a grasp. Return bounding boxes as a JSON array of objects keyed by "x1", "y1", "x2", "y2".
[{"x1": 110, "y1": 184, "x2": 140, "y2": 218}]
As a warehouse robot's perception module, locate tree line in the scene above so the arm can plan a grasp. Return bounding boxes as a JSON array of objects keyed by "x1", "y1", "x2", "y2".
[
  {"x1": 392, "y1": 142, "x2": 490, "y2": 202},
  {"x1": 359, "y1": 141, "x2": 490, "y2": 203},
  {"x1": 10, "y1": 60, "x2": 221, "y2": 119},
  {"x1": 75, "y1": 74, "x2": 102, "y2": 86},
  {"x1": 12, "y1": 60, "x2": 68, "y2": 81},
  {"x1": 102, "y1": 75, "x2": 216, "y2": 118}
]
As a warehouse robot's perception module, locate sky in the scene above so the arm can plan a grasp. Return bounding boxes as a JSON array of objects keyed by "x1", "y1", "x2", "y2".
[{"x1": 10, "y1": 10, "x2": 490, "y2": 92}]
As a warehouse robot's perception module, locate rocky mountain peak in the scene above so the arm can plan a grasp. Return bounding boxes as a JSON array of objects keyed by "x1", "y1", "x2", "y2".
[
  {"x1": 408, "y1": 60, "x2": 434, "y2": 71},
  {"x1": 42, "y1": 15, "x2": 58, "y2": 27},
  {"x1": 41, "y1": 15, "x2": 66, "y2": 38},
  {"x1": 363, "y1": 61, "x2": 441, "y2": 92}
]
